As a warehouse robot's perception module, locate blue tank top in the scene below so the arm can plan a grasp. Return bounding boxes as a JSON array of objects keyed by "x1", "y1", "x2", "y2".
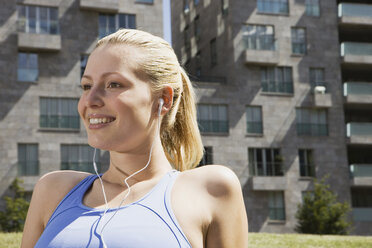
[{"x1": 35, "y1": 170, "x2": 192, "y2": 248}]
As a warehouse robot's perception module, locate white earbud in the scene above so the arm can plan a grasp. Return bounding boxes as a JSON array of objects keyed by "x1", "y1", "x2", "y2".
[{"x1": 158, "y1": 98, "x2": 164, "y2": 117}]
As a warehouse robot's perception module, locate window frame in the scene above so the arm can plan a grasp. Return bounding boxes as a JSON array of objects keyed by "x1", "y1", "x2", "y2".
[
  {"x1": 17, "y1": 52, "x2": 38, "y2": 82},
  {"x1": 246, "y1": 106, "x2": 263, "y2": 135},
  {"x1": 291, "y1": 27, "x2": 307, "y2": 55},
  {"x1": 260, "y1": 66, "x2": 293, "y2": 94},
  {"x1": 18, "y1": 143, "x2": 39, "y2": 176},
  {"x1": 257, "y1": 0, "x2": 289, "y2": 15},
  {"x1": 39, "y1": 97, "x2": 80, "y2": 130},
  {"x1": 296, "y1": 108, "x2": 328, "y2": 136},
  {"x1": 248, "y1": 148, "x2": 284, "y2": 176},
  {"x1": 197, "y1": 104, "x2": 229, "y2": 134},
  {"x1": 268, "y1": 191, "x2": 286, "y2": 221},
  {"x1": 298, "y1": 149, "x2": 315, "y2": 177}
]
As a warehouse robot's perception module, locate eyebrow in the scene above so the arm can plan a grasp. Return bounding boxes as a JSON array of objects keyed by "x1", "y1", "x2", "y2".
[{"x1": 81, "y1": 72, "x2": 132, "y2": 84}]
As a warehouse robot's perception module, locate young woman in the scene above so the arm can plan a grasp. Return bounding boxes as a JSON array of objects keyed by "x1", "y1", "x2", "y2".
[{"x1": 21, "y1": 29, "x2": 248, "y2": 248}]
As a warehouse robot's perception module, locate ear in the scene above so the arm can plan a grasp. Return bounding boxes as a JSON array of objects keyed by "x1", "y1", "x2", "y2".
[{"x1": 160, "y1": 86, "x2": 173, "y2": 115}]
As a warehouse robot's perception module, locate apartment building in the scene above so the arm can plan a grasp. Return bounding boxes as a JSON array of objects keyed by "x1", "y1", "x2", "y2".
[
  {"x1": 172, "y1": 0, "x2": 372, "y2": 235},
  {"x1": 0, "y1": 0, "x2": 162, "y2": 201}
]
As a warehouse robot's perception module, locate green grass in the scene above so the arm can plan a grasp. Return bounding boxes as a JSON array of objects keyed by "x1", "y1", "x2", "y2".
[
  {"x1": 0, "y1": 232, "x2": 22, "y2": 248},
  {"x1": 1, "y1": 232, "x2": 372, "y2": 248},
  {"x1": 249, "y1": 233, "x2": 372, "y2": 248}
]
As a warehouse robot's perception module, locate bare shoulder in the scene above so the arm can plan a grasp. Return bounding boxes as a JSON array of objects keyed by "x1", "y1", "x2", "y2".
[
  {"x1": 34, "y1": 170, "x2": 91, "y2": 225},
  {"x1": 179, "y1": 165, "x2": 242, "y2": 198},
  {"x1": 21, "y1": 170, "x2": 92, "y2": 248},
  {"x1": 176, "y1": 165, "x2": 248, "y2": 248}
]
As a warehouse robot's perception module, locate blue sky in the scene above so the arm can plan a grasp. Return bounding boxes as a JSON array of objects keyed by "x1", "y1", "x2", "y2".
[{"x1": 163, "y1": 0, "x2": 172, "y2": 44}]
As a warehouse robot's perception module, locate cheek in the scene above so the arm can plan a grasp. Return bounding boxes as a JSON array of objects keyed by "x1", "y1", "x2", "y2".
[{"x1": 77, "y1": 97, "x2": 85, "y2": 118}]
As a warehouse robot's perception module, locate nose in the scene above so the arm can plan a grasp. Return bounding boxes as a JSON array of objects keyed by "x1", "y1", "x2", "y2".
[{"x1": 85, "y1": 86, "x2": 104, "y2": 108}]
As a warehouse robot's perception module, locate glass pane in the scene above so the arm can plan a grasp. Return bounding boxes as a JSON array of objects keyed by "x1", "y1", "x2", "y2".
[
  {"x1": 28, "y1": 6, "x2": 36, "y2": 33},
  {"x1": 99, "y1": 15, "x2": 107, "y2": 38},
  {"x1": 108, "y1": 15, "x2": 116, "y2": 34},
  {"x1": 39, "y1": 7, "x2": 48, "y2": 34}
]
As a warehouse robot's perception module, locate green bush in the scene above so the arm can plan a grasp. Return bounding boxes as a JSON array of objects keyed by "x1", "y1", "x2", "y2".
[
  {"x1": 0, "y1": 178, "x2": 30, "y2": 232},
  {"x1": 295, "y1": 176, "x2": 351, "y2": 235}
]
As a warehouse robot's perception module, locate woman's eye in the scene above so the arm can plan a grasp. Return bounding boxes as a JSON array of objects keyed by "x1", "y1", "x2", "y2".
[
  {"x1": 108, "y1": 82, "x2": 122, "y2": 88},
  {"x1": 81, "y1": 84, "x2": 91, "y2": 91}
]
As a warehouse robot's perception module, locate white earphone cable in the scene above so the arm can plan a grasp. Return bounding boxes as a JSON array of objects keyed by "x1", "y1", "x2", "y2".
[{"x1": 92, "y1": 99, "x2": 164, "y2": 248}]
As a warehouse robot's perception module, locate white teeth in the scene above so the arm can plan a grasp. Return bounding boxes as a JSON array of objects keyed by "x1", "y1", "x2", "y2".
[{"x1": 89, "y1": 117, "x2": 114, "y2": 124}]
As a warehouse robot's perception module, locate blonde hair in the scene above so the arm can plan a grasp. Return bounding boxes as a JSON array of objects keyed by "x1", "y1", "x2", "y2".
[{"x1": 95, "y1": 29, "x2": 204, "y2": 171}]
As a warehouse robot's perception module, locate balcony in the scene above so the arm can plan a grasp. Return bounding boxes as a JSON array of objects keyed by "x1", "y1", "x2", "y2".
[
  {"x1": 341, "y1": 42, "x2": 372, "y2": 65},
  {"x1": 350, "y1": 164, "x2": 372, "y2": 186},
  {"x1": 344, "y1": 82, "x2": 372, "y2": 105},
  {"x1": 251, "y1": 177, "x2": 287, "y2": 191},
  {"x1": 352, "y1": 208, "x2": 372, "y2": 221},
  {"x1": 346, "y1": 123, "x2": 372, "y2": 144},
  {"x1": 18, "y1": 32, "x2": 61, "y2": 51},
  {"x1": 313, "y1": 83, "x2": 332, "y2": 107},
  {"x1": 244, "y1": 39, "x2": 279, "y2": 66},
  {"x1": 80, "y1": 0, "x2": 119, "y2": 13},
  {"x1": 338, "y1": 3, "x2": 372, "y2": 27}
]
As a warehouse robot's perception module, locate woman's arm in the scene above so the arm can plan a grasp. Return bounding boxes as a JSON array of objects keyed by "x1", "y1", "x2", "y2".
[
  {"x1": 20, "y1": 171, "x2": 90, "y2": 248},
  {"x1": 21, "y1": 174, "x2": 53, "y2": 248},
  {"x1": 204, "y1": 165, "x2": 248, "y2": 248}
]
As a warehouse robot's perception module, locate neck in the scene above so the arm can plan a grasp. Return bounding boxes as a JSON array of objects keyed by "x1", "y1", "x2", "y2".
[{"x1": 102, "y1": 139, "x2": 173, "y2": 186}]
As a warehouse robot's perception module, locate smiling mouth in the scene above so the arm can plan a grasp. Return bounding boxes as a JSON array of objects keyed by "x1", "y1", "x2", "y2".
[{"x1": 89, "y1": 117, "x2": 116, "y2": 124}]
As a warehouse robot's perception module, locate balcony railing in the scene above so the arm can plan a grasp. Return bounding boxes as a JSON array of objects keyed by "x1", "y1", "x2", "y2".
[
  {"x1": 269, "y1": 207, "x2": 285, "y2": 221},
  {"x1": 40, "y1": 115, "x2": 80, "y2": 129},
  {"x1": 297, "y1": 123, "x2": 328, "y2": 136},
  {"x1": 350, "y1": 164, "x2": 372, "y2": 177},
  {"x1": 341, "y1": 42, "x2": 372, "y2": 56},
  {"x1": 243, "y1": 37, "x2": 277, "y2": 51},
  {"x1": 352, "y1": 208, "x2": 372, "y2": 221},
  {"x1": 344, "y1": 82, "x2": 372, "y2": 96},
  {"x1": 198, "y1": 120, "x2": 229, "y2": 133},
  {"x1": 247, "y1": 122, "x2": 263, "y2": 134},
  {"x1": 249, "y1": 162, "x2": 284, "y2": 176},
  {"x1": 347, "y1": 123, "x2": 372, "y2": 137},
  {"x1": 261, "y1": 81, "x2": 293, "y2": 94},
  {"x1": 18, "y1": 161, "x2": 39, "y2": 176},
  {"x1": 338, "y1": 3, "x2": 372, "y2": 18}
]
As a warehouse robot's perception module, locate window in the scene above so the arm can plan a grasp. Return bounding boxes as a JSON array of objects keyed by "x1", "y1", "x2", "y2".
[
  {"x1": 221, "y1": 0, "x2": 229, "y2": 15},
  {"x1": 351, "y1": 188, "x2": 372, "y2": 207},
  {"x1": 197, "y1": 104, "x2": 228, "y2": 133},
  {"x1": 17, "y1": 5, "x2": 59, "y2": 34},
  {"x1": 309, "y1": 68, "x2": 326, "y2": 89},
  {"x1": 269, "y1": 191, "x2": 285, "y2": 220},
  {"x1": 18, "y1": 52, "x2": 38, "y2": 82},
  {"x1": 99, "y1": 13, "x2": 135, "y2": 38},
  {"x1": 80, "y1": 54, "x2": 89, "y2": 78},
  {"x1": 248, "y1": 148, "x2": 283, "y2": 176},
  {"x1": 194, "y1": 0, "x2": 200, "y2": 6},
  {"x1": 305, "y1": 0, "x2": 320, "y2": 16},
  {"x1": 291, "y1": 27, "x2": 306, "y2": 54},
  {"x1": 246, "y1": 106, "x2": 263, "y2": 134},
  {"x1": 194, "y1": 15, "x2": 200, "y2": 40},
  {"x1": 257, "y1": 0, "x2": 289, "y2": 14},
  {"x1": 196, "y1": 50, "x2": 201, "y2": 77},
  {"x1": 61, "y1": 145, "x2": 101, "y2": 173},
  {"x1": 18, "y1": 144, "x2": 39, "y2": 176},
  {"x1": 242, "y1": 24, "x2": 275, "y2": 51},
  {"x1": 184, "y1": 0, "x2": 190, "y2": 13},
  {"x1": 210, "y1": 38, "x2": 217, "y2": 67},
  {"x1": 136, "y1": 0, "x2": 154, "y2": 3},
  {"x1": 198, "y1": 146, "x2": 213, "y2": 167},
  {"x1": 299, "y1": 149, "x2": 315, "y2": 177},
  {"x1": 296, "y1": 108, "x2": 328, "y2": 136},
  {"x1": 261, "y1": 67, "x2": 293, "y2": 94},
  {"x1": 40, "y1": 98, "x2": 80, "y2": 129}
]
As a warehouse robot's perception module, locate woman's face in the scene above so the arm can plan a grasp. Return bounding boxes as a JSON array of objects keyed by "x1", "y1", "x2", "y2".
[{"x1": 78, "y1": 44, "x2": 157, "y2": 152}]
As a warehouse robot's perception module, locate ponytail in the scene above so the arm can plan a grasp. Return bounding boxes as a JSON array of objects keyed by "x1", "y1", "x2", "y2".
[{"x1": 161, "y1": 68, "x2": 204, "y2": 171}]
